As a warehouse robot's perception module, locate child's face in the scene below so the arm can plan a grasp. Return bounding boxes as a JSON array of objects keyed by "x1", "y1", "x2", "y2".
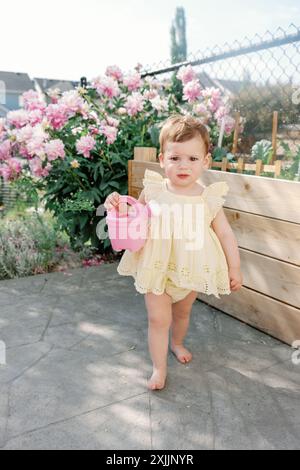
[{"x1": 159, "y1": 136, "x2": 210, "y2": 185}]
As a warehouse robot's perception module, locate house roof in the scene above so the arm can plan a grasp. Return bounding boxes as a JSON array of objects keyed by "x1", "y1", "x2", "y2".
[
  {"x1": 197, "y1": 71, "x2": 247, "y2": 95},
  {"x1": 35, "y1": 78, "x2": 80, "y2": 93},
  {"x1": 0, "y1": 71, "x2": 34, "y2": 92},
  {"x1": 0, "y1": 103, "x2": 10, "y2": 117},
  {"x1": 217, "y1": 79, "x2": 246, "y2": 95}
]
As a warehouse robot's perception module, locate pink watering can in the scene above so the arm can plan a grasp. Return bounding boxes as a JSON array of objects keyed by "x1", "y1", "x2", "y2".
[{"x1": 106, "y1": 195, "x2": 152, "y2": 252}]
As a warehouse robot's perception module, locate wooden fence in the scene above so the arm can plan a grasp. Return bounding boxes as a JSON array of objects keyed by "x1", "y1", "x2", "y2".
[
  {"x1": 0, "y1": 178, "x2": 18, "y2": 215},
  {"x1": 128, "y1": 147, "x2": 300, "y2": 346}
]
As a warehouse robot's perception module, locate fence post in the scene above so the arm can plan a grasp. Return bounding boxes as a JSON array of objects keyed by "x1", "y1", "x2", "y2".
[
  {"x1": 221, "y1": 157, "x2": 228, "y2": 172},
  {"x1": 255, "y1": 159, "x2": 263, "y2": 176},
  {"x1": 272, "y1": 111, "x2": 278, "y2": 164},
  {"x1": 237, "y1": 157, "x2": 245, "y2": 173},
  {"x1": 232, "y1": 112, "x2": 240, "y2": 155},
  {"x1": 274, "y1": 160, "x2": 282, "y2": 178}
]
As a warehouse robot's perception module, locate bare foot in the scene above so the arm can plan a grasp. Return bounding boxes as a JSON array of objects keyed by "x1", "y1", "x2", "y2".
[
  {"x1": 147, "y1": 368, "x2": 167, "y2": 390},
  {"x1": 171, "y1": 344, "x2": 192, "y2": 364}
]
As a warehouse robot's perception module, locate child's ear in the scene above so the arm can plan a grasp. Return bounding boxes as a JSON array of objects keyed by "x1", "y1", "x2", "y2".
[
  {"x1": 204, "y1": 152, "x2": 211, "y2": 169},
  {"x1": 158, "y1": 152, "x2": 164, "y2": 168}
]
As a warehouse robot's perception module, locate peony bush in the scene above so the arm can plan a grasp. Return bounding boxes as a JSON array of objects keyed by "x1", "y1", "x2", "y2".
[{"x1": 0, "y1": 64, "x2": 238, "y2": 251}]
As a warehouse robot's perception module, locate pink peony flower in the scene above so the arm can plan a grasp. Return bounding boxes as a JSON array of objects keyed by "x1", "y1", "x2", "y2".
[
  {"x1": 144, "y1": 76, "x2": 163, "y2": 89},
  {"x1": 22, "y1": 90, "x2": 46, "y2": 113},
  {"x1": 0, "y1": 118, "x2": 7, "y2": 137},
  {"x1": 124, "y1": 92, "x2": 145, "y2": 116},
  {"x1": 47, "y1": 88, "x2": 61, "y2": 103},
  {"x1": 19, "y1": 145, "x2": 32, "y2": 159},
  {"x1": 91, "y1": 75, "x2": 120, "y2": 99},
  {"x1": 12, "y1": 125, "x2": 34, "y2": 144},
  {"x1": 201, "y1": 87, "x2": 223, "y2": 113},
  {"x1": 223, "y1": 115, "x2": 236, "y2": 135},
  {"x1": 143, "y1": 89, "x2": 159, "y2": 100},
  {"x1": 177, "y1": 65, "x2": 197, "y2": 84},
  {"x1": 183, "y1": 80, "x2": 202, "y2": 103},
  {"x1": 0, "y1": 140, "x2": 11, "y2": 161},
  {"x1": 28, "y1": 109, "x2": 44, "y2": 126},
  {"x1": 150, "y1": 95, "x2": 169, "y2": 112},
  {"x1": 215, "y1": 105, "x2": 230, "y2": 121},
  {"x1": 26, "y1": 125, "x2": 49, "y2": 158},
  {"x1": 123, "y1": 73, "x2": 142, "y2": 91},
  {"x1": 59, "y1": 90, "x2": 86, "y2": 116},
  {"x1": 106, "y1": 116, "x2": 120, "y2": 128},
  {"x1": 46, "y1": 104, "x2": 69, "y2": 130},
  {"x1": 105, "y1": 65, "x2": 123, "y2": 81},
  {"x1": 99, "y1": 125, "x2": 118, "y2": 145},
  {"x1": 7, "y1": 109, "x2": 29, "y2": 128},
  {"x1": 193, "y1": 103, "x2": 212, "y2": 122},
  {"x1": 76, "y1": 135, "x2": 96, "y2": 158},
  {"x1": 0, "y1": 157, "x2": 22, "y2": 181},
  {"x1": 29, "y1": 158, "x2": 52, "y2": 178},
  {"x1": 44, "y1": 139, "x2": 65, "y2": 161},
  {"x1": 88, "y1": 125, "x2": 100, "y2": 135},
  {"x1": 26, "y1": 138, "x2": 45, "y2": 158}
]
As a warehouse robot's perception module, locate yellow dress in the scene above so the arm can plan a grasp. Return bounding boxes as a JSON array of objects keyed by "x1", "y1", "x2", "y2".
[{"x1": 117, "y1": 169, "x2": 231, "y2": 302}]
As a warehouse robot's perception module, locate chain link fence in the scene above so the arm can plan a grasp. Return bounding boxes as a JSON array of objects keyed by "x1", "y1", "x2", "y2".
[{"x1": 140, "y1": 24, "x2": 300, "y2": 161}]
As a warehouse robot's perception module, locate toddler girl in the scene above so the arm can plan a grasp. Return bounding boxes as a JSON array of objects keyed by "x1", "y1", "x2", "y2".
[{"x1": 104, "y1": 114, "x2": 243, "y2": 391}]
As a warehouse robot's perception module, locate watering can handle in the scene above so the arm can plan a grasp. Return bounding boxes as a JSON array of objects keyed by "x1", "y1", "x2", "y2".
[
  {"x1": 118, "y1": 195, "x2": 139, "y2": 206},
  {"x1": 112, "y1": 195, "x2": 151, "y2": 217}
]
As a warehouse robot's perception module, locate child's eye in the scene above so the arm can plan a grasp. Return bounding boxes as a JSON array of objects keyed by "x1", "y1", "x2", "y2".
[
  {"x1": 190, "y1": 157, "x2": 198, "y2": 161},
  {"x1": 170, "y1": 156, "x2": 179, "y2": 161}
]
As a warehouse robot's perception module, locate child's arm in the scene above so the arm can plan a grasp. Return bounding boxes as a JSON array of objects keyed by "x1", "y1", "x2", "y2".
[{"x1": 211, "y1": 208, "x2": 243, "y2": 291}]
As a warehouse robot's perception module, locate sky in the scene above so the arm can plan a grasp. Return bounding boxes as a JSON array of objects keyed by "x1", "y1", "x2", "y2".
[{"x1": 0, "y1": 0, "x2": 300, "y2": 82}]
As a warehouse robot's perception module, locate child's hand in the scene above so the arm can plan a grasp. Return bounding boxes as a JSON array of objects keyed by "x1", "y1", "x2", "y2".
[
  {"x1": 104, "y1": 192, "x2": 128, "y2": 214},
  {"x1": 229, "y1": 267, "x2": 243, "y2": 292}
]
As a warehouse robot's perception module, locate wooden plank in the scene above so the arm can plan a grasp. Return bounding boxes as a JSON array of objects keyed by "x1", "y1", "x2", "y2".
[
  {"x1": 129, "y1": 187, "x2": 140, "y2": 199},
  {"x1": 131, "y1": 161, "x2": 300, "y2": 223},
  {"x1": 240, "y1": 249, "x2": 300, "y2": 308},
  {"x1": 200, "y1": 169, "x2": 300, "y2": 223},
  {"x1": 197, "y1": 286, "x2": 300, "y2": 346},
  {"x1": 225, "y1": 208, "x2": 300, "y2": 266},
  {"x1": 128, "y1": 159, "x2": 132, "y2": 196},
  {"x1": 210, "y1": 160, "x2": 282, "y2": 174},
  {"x1": 134, "y1": 147, "x2": 157, "y2": 162}
]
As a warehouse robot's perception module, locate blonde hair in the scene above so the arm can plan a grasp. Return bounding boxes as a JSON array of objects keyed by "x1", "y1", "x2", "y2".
[{"x1": 159, "y1": 114, "x2": 210, "y2": 155}]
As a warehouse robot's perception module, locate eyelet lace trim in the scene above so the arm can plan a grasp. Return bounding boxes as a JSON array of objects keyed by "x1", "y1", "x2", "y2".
[{"x1": 118, "y1": 260, "x2": 231, "y2": 298}]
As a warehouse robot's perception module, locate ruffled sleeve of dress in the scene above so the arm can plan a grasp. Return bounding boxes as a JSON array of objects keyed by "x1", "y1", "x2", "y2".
[
  {"x1": 203, "y1": 181, "x2": 229, "y2": 223},
  {"x1": 142, "y1": 169, "x2": 164, "y2": 203}
]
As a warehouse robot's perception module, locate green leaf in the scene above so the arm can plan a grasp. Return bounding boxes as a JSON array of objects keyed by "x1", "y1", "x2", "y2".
[
  {"x1": 79, "y1": 214, "x2": 89, "y2": 230},
  {"x1": 109, "y1": 181, "x2": 120, "y2": 189}
]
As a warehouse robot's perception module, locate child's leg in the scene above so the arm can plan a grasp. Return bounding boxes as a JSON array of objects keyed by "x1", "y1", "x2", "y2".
[
  {"x1": 144, "y1": 291, "x2": 173, "y2": 390},
  {"x1": 170, "y1": 290, "x2": 198, "y2": 363}
]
